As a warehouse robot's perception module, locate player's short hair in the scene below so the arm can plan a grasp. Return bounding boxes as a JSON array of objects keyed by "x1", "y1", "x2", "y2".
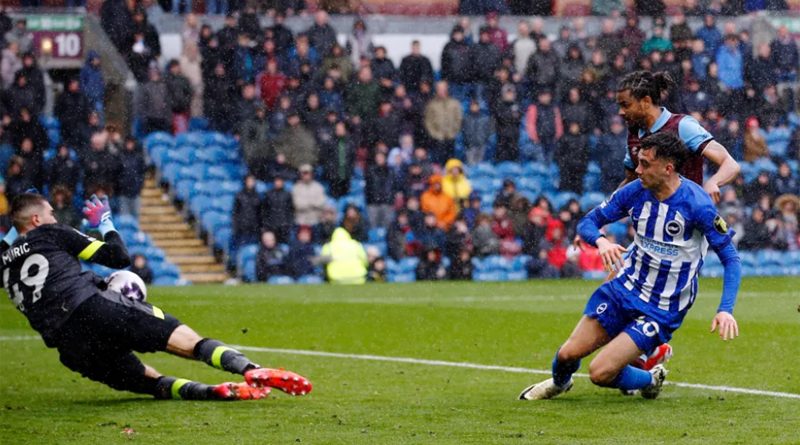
[
  {"x1": 639, "y1": 132, "x2": 688, "y2": 172},
  {"x1": 10, "y1": 193, "x2": 48, "y2": 231},
  {"x1": 617, "y1": 70, "x2": 675, "y2": 105}
]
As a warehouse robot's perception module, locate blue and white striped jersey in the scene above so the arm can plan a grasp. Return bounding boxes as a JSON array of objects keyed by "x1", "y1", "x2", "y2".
[{"x1": 579, "y1": 178, "x2": 734, "y2": 325}]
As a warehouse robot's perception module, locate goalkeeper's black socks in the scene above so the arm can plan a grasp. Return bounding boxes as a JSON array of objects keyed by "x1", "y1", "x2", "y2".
[
  {"x1": 156, "y1": 376, "x2": 214, "y2": 400},
  {"x1": 193, "y1": 338, "x2": 258, "y2": 375}
]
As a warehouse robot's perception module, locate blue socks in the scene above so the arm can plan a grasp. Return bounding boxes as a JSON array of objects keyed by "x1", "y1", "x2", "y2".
[
  {"x1": 552, "y1": 350, "x2": 580, "y2": 387},
  {"x1": 611, "y1": 365, "x2": 654, "y2": 391}
]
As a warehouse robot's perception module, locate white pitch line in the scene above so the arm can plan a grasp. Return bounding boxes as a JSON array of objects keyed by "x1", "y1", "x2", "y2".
[
  {"x1": 234, "y1": 345, "x2": 800, "y2": 400},
  {"x1": 2, "y1": 336, "x2": 798, "y2": 400}
]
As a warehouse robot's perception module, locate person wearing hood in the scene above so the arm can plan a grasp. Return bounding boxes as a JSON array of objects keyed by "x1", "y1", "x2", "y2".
[
  {"x1": 232, "y1": 174, "x2": 262, "y2": 248},
  {"x1": 19, "y1": 52, "x2": 44, "y2": 116},
  {"x1": 441, "y1": 158, "x2": 472, "y2": 209},
  {"x1": 80, "y1": 51, "x2": 105, "y2": 115},
  {"x1": 440, "y1": 26, "x2": 472, "y2": 87},
  {"x1": 421, "y1": 174, "x2": 458, "y2": 230},
  {"x1": 274, "y1": 112, "x2": 318, "y2": 170},
  {"x1": 320, "y1": 227, "x2": 368, "y2": 284},
  {"x1": 116, "y1": 136, "x2": 146, "y2": 219}
]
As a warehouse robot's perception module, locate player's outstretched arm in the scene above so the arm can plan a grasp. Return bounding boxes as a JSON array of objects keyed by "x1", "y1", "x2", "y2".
[{"x1": 701, "y1": 141, "x2": 740, "y2": 203}]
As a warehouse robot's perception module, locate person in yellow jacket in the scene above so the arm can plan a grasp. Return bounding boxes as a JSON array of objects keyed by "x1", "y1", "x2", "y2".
[
  {"x1": 441, "y1": 158, "x2": 472, "y2": 209},
  {"x1": 320, "y1": 227, "x2": 368, "y2": 284}
]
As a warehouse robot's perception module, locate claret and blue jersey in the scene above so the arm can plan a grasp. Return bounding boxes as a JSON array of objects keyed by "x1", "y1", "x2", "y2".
[{"x1": 578, "y1": 178, "x2": 740, "y2": 332}]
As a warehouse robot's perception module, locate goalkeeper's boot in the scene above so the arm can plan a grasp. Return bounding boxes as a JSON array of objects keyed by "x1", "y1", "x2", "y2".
[
  {"x1": 212, "y1": 382, "x2": 271, "y2": 400},
  {"x1": 640, "y1": 365, "x2": 669, "y2": 400},
  {"x1": 518, "y1": 378, "x2": 573, "y2": 400},
  {"x1": 245, "y1": 368, "x2": 312, "y2": 396},
  {"x1": 621, "y1": 344, "x2": 673, "y2": 395}
]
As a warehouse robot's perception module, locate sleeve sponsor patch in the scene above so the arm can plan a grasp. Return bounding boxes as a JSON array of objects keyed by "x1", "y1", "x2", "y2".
[{"x1": 713, "y1": 215, "x2": 728, "y2": 234}]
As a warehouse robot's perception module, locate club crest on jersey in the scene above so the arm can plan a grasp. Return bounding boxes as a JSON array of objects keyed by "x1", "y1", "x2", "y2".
[
  {"x1": 665, "y1": 220, "x2": 684, "y2": 238},
  {"x1": 713, "y1": 215, "x2": 728, "y2": 234}
]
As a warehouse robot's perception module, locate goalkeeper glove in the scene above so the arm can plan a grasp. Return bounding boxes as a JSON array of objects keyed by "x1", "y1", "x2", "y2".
[{"x1": 82, "y1": 195, "x2": 116, "y2": 236}]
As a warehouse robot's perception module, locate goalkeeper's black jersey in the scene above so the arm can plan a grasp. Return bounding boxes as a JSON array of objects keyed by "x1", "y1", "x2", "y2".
[{"x1": 1, "y1": 224, "x2": 129, "y2": 344}]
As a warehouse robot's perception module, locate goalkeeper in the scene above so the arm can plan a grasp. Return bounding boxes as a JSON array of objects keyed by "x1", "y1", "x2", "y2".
[{"x1": 1, "y1": 192, "x2": 312, "y2": 400}]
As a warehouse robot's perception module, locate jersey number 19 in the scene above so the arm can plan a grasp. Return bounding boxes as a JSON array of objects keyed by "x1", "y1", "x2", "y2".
[{"x1": 3, "y1": 254, "x2": 50, "y2": 312}]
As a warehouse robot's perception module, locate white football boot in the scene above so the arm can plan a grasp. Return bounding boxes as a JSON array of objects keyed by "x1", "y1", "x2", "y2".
[{"x1": 518, "y1": 378, "x2": 573, "y2": 400}]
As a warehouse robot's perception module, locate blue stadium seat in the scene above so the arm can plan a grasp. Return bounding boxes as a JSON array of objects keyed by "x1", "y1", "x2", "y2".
[
  {"x1": 209, "y1": 196, "x2": 234, "y2": 213},
  {"x1": 364, "y1": 242, "x2": 387, "y2": 258},
  {"x1": 213, "y1": 226, "x2": 232, "y2": 253},
  {"x1": 579, "y1": 192, "x2": 606, "y2": 212},
  {"x1": 739, "y1": 252, "x2": 757, "y2": 268},
  {"x1": 189, "y1": 194, "x2": 211, "y2": 218},
  {"x1": 506, "y1": 270, "x2": 528, "y2": 281},
  {"x1": 522, "y1": 161, "x2": 549, "y2": 177},
  {"x1": 194, "y1": 146, "x2": 227, "y2": 164},
  {"x1": 39, "y1": 115, "x2": 60, "y2": 129},
  {"x1": 552, "y1": 191, "x2": 580, "y2": 210},
  {"x1": 389, "y1": 271, "x2": 416, "y2": 283},
  {"x1": 583, "y1": 271, "x2": 608, "y2": 280},
  {"x1": 153, "y1": 276, "x2": 180, "y2": 286},
  {"x1": 175, "y1": 132, "x2": 204, "y2": 147},
  {"x1": 129, "y1": 246, "x2": 166, "y2": 262},
  {"x1": 398, "y1": 257, "x2": 419, "y2": 272},
  {"x1": 174, "y1": 179, "x2": 195, "y2": 202},
  {"x1": 473, "y1": 270, "x2": 506, "y2": 282},
  {"x1": 203, "y1": 132, "x2": 229, "y2": 147},
  {"x1": 218, "y1": 180, "x2": 243, "y2": 195},
  {"x1": 200, "y1": 211, "x2": 229, "y2": 234},
  {"x1": 236, "y1": 244, "x2": 259, "y2": 275},
  {"x1": 242, "y1": 258, "x2": 257, "y2": 282},
  {"x1": 268, "y1": 275, "x2": 296, "y2": 285},
  {"x1": 115, "y1": 215, "x2": 139, "y2": 232},
  {"x1": 368, "y1": 227, "x2": 387, "y2": 243},
  {"x1": 297, "y1": 274, "x2": 324, "y2": 284},
  {"x1": 188, "y1": 117, "x2": 210, "y2": 131},
  {"x1": 496, "y1": 161, "x2": 523, "y2": 178},
  {"x1": 144, "y1": 132, "x2": 174, "y2": 150}
]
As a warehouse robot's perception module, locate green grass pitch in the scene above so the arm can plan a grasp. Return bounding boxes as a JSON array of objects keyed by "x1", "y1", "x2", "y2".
[{"x1": 2, "y1": 277, "x2": 799, "y2": 444}]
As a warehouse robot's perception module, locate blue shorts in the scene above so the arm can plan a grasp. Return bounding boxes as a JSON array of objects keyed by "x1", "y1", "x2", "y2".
[{"x1": 583, "y1": 281, "x2": 674, "y2": 353}]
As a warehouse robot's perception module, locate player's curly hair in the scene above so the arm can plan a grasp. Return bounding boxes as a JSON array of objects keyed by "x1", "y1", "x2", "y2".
[
  {"x1": 617, "y1": 70, "x2": 676, "y2": 105},
  {"x1": 639, "y1": 132, "x2": 688, "y2": 172}
]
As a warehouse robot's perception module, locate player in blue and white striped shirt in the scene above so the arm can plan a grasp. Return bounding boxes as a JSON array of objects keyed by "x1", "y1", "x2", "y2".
[{"x1": 519, "y1": 132, "x2": 741, "y2": 401}]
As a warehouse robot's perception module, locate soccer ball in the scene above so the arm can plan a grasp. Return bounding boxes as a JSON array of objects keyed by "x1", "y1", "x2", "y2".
[{"x1": 106, "y1": 271, "x2": 147, "y2": 302}]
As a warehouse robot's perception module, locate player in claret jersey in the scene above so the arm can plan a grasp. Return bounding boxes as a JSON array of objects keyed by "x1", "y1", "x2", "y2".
[
  {"x1": 1, "y1": 193, "x2": 312, "y2": 401},
  {"x1": 519, "y1": 133, "x2": 741, "y2": 401}
]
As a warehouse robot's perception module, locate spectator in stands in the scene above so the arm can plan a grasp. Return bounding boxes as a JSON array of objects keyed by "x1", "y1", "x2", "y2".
[
  {"x1": 421, "y1": 174, "x2": 457, "y2": 230},
  {"x1": 204, "y1": 62, "x2": 237, "y2": 133},
  {"x1": 274, "y1": 112, "x2": 318, "y2": 170},
  {"x1": 525, "y1": 37, "x2": 559, "y2": 98},
  {"x1": 346, "y1": 19, "x2": 373, "y2": 68},
  {"x1": 310, "y1": 203, "x2": 335, "y2": 244},
  {"x1": 424, "y1": 81, "x2": 462, "y2": 165},
  {"x1": 448, "y1": 248, "x2": 474, "y2": 280},
  {"x1": 116, "y1": 136, "x2": 146, "y2": 219},
  {"x1": 18, "y1": 52, "x2": 44, "y2": 116},
  {"x1": 4, "y1": 156, "x2": 32, "y2": 200},
  {"x1": 367, "y1": 100, "x2": 401, "y2": 150},
  {"x1": 743, "y1": 117, "x2": 769, "y2": 162},
  {"x1": 484, "y1": 11, "x2": 508, "y2": 53},
  {"x1": 460, "y1": 192, "x2": 482, "y2": 229},
  {"x1": 165, "y1": 60, "x2": 194, "y2": 133},
  {"x1": 597, "y1": 116, "x2": 628, "y2": 193},
  {"x1": 557, "y1": 121, "x2": 589, "y2": 194},
  {"x1": 1, "y1": 41, "x2": 22, "y2": 89},
  {"x1": 346, "y1": 66, "x2": 380, "y2": 123},
  {"x1": 493, "y1": 84, "x2": 522, "y2": 163},
  {"x1": 770, "y1": 25, "x2": 798, "y2": 82},
  {"x1": 744, "y1": 170, "x2": 777, "y2": 205},
  {"x1": 5, "y1": 72, "x2": 37, "y2": 118},
  {"x1": 129, "y1": 254, "x2": 154, "y2": 285},
  {"x1": 368, "y1": 256, "x2": 387, "y2": 282},
  {"x1": 83, "y1": 132, "x2": 121, "y2": 197},
  {"x1": 16, "y1": 137, "x2": 42, "y2": 191},
  {"x1": 387, "y1": 133, "x2": 414, "y2": 168},
  {"x1": 256, "y1": 230, "x2": 286, "y2": 282},
  {"x1": 232, "y1": 174, "x2": 262, "y2": 248},
  {"x1": 642, "y1": 26, "x2": 673, "y2": 55},
  {"x1": 441, "y1": 26, "x2": 472, "y2": 90},
  {"x1": 462, "y1": 99, "x2": 492, "y2": 165},
  {"x1": 775, "y1": 194, "x2": 799, "y2": 251},
  {"x1": 511, "y1": 21, "x2": 535, "y2": 78},
  {"x1": 493, "y1": 179, "x2": 520, "y2": 209},
  {"x1": 307, "y1": 11, "x2": 337, "y2": 59},
  {"x1": 471, "y1": 213, "x2": 500, "y2": 257},
  {"x1": 341, "y1": 204, "x2": 367, "y2": 242},
  {"x1": 416, "y1": 212, "x2": 447, "y2": 252},
  {"x1": 717, "y1": 34, "x2": 745, "y2": 91},
  {"x1": 365, "y1": 151, "x2": 395, "y2": 229},
  {"x1": 80, "y1": 51, "x2": 105, "y2": 116},
  {"x1": 616, "y1": 14, "x2": 644, "y2": 55},
  {"x1": 596, "y1": 18, "x2": 623, "y2": 60},
  {"x1": 45, "y1": 144, "x2": 80, "y2": 193},
  {"x1": 136, "y1": 67, "x2": 172, "y2": 135},
  {"x1": 469, "y1": 27, "x2": 501, "y2": 91},
  {"x1": 177, "y1": 42, "x2": 203, "y2": 118},
  {"x1": 8, "y1": 107, "x2": 47, "y2": 157},
  {"x1": 5, "y1": 18, "x2": 32, "y2": 54},
  {"x1": 128, "y1": 9, "x2": 161, "y2": 83},
  {"x1": 522, "y1": 206, "x2": 548, "y2": 256},
  {"x1": 525, "y1": 89, "x2": 562, "y2": 164},
  {"x1": 320, "y1": 226, "x2": 368, "y2": 284},
  {"x1": 775, "y1": 162, "x2": 799, "y2": 196},
  {"x1": 491, "y1": 199, "x2": 515, "y2": 241},
  {"x1": 444, "y1": 217, "x2": 472, "y2": 259},
  {"x1": 50, "y1": 186, "x2": 79, "y2": 229},
  {"x1": 262, "y1": 176, "x2": 294, "y2": 244},
  {"x1": 560, "y1": 44, "x2": 586, "y2": 92},
  {"x1": 387, "y1": 210, "x2": 414, "y2": 259},
  {"x1": 286, "y1": 225, "x2": 317, "y2": 279},
  {"x1": 697, "y1": 14, "x2": 723, "y2": 58},
  {"x1": 240, "y1": 104, "x2": 270, "y2": 180},
  {"x1": 442, "y1": 159, "x2": 472, "y2": 209},
  {"x1": 739, "y1": 207, "x2": 772, "y2": 251},
  {"x1": 416, "y1": 247, "x2": 447, "y2": 281},
  {"x1": 292, "y1": 163, "x2": 327, "y2": 226},
  {"x1": 399, "y1": 40, "x2": 434, "y2": 93}
]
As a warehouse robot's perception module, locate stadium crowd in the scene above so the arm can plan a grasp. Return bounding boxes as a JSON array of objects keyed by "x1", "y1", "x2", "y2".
[{"x1": 1, "y1": 3, "x2": 799, "y2": 284}]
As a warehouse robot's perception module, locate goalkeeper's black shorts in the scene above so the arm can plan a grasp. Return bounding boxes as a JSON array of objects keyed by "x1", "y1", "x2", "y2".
[{"x1": 50, "y1": 291, "x2": 182, "y2": 395}]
